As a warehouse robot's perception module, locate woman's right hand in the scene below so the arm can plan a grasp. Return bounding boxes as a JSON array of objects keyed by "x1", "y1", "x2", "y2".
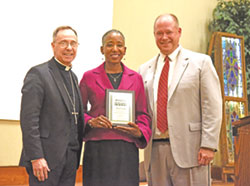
[{"x1": 88, "y1": 115, "x2": 112, "y2": 129}]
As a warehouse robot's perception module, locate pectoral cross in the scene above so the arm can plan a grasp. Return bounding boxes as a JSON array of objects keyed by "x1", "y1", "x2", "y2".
[
  {"x1": 72, "y1": 110, "x2": 79, "y2": 124},
  {"x1": 63, "y1": 71, "x2": 79, "y2": 125}
]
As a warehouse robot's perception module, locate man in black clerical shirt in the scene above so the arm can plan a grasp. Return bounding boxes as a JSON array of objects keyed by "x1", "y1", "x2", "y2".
[{"x1": 19, "y1": 26, "x2": 84, "y2": 186}]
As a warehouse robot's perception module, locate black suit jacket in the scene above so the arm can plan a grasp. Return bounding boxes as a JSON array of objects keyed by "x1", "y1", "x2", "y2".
[{"x1": 19, "y1": 57, "x2": 84, "y2": 170}]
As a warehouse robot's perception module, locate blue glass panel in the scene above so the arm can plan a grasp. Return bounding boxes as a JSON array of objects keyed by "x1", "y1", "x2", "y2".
[{"x1": 222, "y1": 37, "x2": 243, "y2": 97}]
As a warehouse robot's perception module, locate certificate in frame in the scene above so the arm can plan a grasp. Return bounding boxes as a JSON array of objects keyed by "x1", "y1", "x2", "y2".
[{"x1": 106, "y1": 89, "x2": 135, "y2": 126}]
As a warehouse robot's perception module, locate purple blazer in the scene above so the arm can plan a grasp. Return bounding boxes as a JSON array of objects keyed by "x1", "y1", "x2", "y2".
[{"x1": 79, "y1": 62, "x2": 151, "y2": 148}]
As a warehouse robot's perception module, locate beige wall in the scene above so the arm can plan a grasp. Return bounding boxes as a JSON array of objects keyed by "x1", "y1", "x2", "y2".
[
  {"x1": 113, "y1": 0, "x2": 217, "y2": 71},
  {"x1": 0, "y1": 0, "x2": 218, "y2": 166},
  {"x1": 0, "y1": 120, "x2": 22, "y2": 165},
  {"x1": 0, "y1": 120, "x2": 85, "y2": 166}
]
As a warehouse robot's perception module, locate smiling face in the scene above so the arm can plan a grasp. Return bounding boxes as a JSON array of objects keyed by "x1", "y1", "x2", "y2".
[
  {"x1": 154, "y1": 15, "x2": 182, "y2": 55},
  {"x1": 101, "y1": 32, "x2": 126, "y2": 64},
  {"x1": 51, "y1": 29, "x2": 78, "y2": 66}
]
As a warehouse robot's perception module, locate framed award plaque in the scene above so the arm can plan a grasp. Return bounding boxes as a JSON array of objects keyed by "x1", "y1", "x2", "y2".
[{"x1": 106, "y1": 89, "x2": 135, "y2": 126}]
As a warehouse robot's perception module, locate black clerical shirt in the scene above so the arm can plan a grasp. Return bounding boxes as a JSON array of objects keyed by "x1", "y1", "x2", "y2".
[{"x1": 54, "y1": 60, "x2": 80, "y2": 151}]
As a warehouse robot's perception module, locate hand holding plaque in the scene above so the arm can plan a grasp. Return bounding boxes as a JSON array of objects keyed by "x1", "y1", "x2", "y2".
[{"x1": 106, "y1": 89, "x2": 135, "y2": 127}]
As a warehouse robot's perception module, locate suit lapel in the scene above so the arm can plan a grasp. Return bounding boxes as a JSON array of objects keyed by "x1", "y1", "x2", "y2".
[
  {"x1": 95, "y1": 63, "x2": 135, "y2": 91},
  {"x1": 118, "y1": 64, "x2": 134, "y2": 90},
  {"x1": 72, "y1": 74, "x2": 80, "y2": 101},
  {"x1": 95, "y1": 63, "x2": 114, "y2": 90},
  {"x1": 72, "y1": 72, "x2": 83, "y2": 113},
  {"x1": 168, "y1": 49, "x2": 189, "y2": 101},
  {"x1": 48, "y1": 58, "x2": 72, "y2": 114},
  {"x1": 144, "y1": 55, "x2": 159, "y2": 114},
  {"x1": 118, "y1": 73, "x2": 133, "y2": 90}
]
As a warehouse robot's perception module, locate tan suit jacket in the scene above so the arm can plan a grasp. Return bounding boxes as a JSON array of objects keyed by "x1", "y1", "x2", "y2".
[{"x1": 138, "y1": 47, "x2": 222, "y2": 178}]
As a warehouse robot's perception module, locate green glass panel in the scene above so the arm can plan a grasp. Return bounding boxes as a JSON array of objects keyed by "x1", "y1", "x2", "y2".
[{"x1": 225, "y1": 101, "x2": 245, "y2": 163}]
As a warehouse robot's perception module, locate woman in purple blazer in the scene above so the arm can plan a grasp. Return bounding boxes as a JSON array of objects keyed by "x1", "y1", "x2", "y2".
[{"x1": 79, "y1": 29, "x2": 151, "y2": 186}]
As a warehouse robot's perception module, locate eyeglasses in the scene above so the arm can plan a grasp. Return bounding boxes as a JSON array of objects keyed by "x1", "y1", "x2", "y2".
[{"x1": 55, "y1": 41, "x2": 79, "y2": 48}]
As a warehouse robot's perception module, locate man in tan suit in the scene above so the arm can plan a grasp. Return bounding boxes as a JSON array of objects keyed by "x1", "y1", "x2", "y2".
[{"x1": 138, "y1": 14, "x2": 222, "y2": 186}]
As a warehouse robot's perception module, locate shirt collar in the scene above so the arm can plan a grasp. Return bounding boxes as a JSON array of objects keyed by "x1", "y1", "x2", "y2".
[
  {"x1": 54, "y1": 57, "x2": 72, "y2": 71},
  {"x1": 160, "y1": 45, "x2": 181, "y2": 62}
]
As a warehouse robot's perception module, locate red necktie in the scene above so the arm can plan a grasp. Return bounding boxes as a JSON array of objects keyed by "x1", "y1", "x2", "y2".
[{"x1": 157, "y1": 57, "x2": 169, "y2": 133}]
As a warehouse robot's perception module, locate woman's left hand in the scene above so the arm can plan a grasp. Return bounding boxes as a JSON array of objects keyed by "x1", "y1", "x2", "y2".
[{"x1": 114, "y1": 122, "x2": 142, "y2": 138}]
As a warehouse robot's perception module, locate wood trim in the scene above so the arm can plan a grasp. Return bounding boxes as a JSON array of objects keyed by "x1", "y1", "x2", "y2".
[
  {"x1": 76, "y1": 165, "x2": 83, "y2": 183},
  {"x1": 233, "y1": 119, "x2": 250, "y2": 185},
  {"x1": 0, "y1": 166, "x2": 82, "y2": 186},
  {"x1": 0, "y1": 166, "x2": 227, "y2": 185},
  {"x1": 0, "y1": 119, "x2": 19, "y2": 122},
  {"x1": 0, "y1": 166, "x2": 28, "y2": 185}
]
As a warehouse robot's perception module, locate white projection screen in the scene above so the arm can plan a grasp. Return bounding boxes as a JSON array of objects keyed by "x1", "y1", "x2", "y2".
[{"x1": 0, "y1": 0, "x2": 113, "y2": 120}]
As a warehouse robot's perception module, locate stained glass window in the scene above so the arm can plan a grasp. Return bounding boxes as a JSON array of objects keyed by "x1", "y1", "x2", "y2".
[
  {"x1": 208, "y1": 32, "x2": 248, "y2": 170},
  {"x1": 222, "y1": 37, "x2": 243, "y2": 97},
  {"x1": 225, "y1": 101, "x2": 245, "y2": 163}
]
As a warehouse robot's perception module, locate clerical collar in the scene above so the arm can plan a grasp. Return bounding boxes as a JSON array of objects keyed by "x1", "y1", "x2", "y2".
[{"x1": 54, "y1": 57, "x2": 72, "y2": 71}]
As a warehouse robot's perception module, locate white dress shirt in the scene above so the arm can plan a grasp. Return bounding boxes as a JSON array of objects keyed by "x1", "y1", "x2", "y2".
[{"x1": 153, "y1": 46, "x2": 181, "y2": 139}]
